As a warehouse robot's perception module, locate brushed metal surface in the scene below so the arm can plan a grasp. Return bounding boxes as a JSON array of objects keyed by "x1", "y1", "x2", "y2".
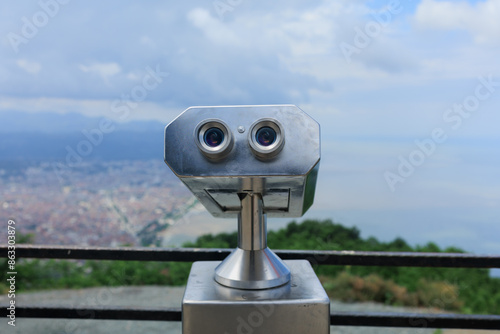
[
  {"x1": 164, "y1": 105, "x2": 320, "y2": 218},
  {"x1": 214, "y1": 247, "x2": 291, "y2": 290},
  {"x1": 183, "y1": 260, "x2": 330, "y2": 334},
  {"x1": 164, "y1": 105, "x2": 321, "y2": 290},
  {"x1": 214, "y1": 192, "x2": 290, "y2": 289}
]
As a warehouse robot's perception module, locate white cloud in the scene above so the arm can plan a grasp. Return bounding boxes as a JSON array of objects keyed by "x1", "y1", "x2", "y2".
[
  {"x1": 415, "y1": 0, "x2": 500, "y2": 45},
  {"x1": 16, "y1": 59, "x2": 41, "y2": 74},
  {"x1": 0, "y1": 96, "x2": 178, "y2": 123},
  {"x1": 187, "y1": 7, "x2": 239, "y2": 45},
  {"x1": 140, "y1": 35, "x2": 156, "y2": 48},
  {"x1": 79, "y1": 62, "x2": 122, "y2": 78},
  {"x1": 0, "y1": 0, "x2": 498, "y2": 258}
]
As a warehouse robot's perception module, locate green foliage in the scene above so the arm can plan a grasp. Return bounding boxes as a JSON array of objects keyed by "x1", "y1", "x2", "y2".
[
  {"x1": 184, "y1": 232, "x2": 237, "y2": 249},
  {"x1": 4, "y1": 220, "x2": 500, "y2": 315},
  {"x1": 322, "y1": 272, "x2": 418, "y2": 307},
  {"x1": 181, "y1": 219, "x2": 500, "y2": 314},
  {"x1": 12, "y1": 259, "x2": 175, "y2": 291},
  {"x1": 0, "y1": 232, "x2": 36, "y2": 293},
  {"x1": 323, "y1": 271, "x2": 464, "y2": 311}
]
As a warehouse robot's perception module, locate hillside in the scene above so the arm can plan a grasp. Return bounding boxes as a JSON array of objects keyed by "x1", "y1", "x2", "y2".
[
  {"x1": 186, "y1": 219, "x2": 500, "y2": 314},
  {"x1": 1, "y1": 219, "x2": 499, "y2": 314},
  {"x1": 0, "y1": 111, "x2": 165, "y2": 161}
]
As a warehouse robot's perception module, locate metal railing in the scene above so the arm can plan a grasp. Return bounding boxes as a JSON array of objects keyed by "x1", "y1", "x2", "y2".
[{"x1": 1, "y1": 245, "x2": 500, "y2": 330}]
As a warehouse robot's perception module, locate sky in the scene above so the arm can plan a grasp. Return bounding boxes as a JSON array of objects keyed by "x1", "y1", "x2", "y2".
[{"x1": 0, "y1": 0, "x2": 499, "y2": 257}]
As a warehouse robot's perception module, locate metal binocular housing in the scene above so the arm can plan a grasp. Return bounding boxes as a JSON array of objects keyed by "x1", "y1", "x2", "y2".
[
  {"x1": 164, "y1": 105, "x2": 320, "y2": 218},
  {"x1": 164, "y1": 105, "x2": 320, "y2": 290}
]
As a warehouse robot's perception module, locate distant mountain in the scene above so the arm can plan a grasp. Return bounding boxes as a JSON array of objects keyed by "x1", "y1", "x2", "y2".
[
  {"x1": 0, "y1": 111, "x2": 166, "y2": 161},
  {"x1": 0, "y1": 111, "x2": 164, "y2": 133}
]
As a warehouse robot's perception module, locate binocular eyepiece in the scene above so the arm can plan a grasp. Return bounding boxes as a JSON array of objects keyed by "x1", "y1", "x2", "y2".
[{"x1": 195, "y1": 118, "x2": 285, "y2": 161}]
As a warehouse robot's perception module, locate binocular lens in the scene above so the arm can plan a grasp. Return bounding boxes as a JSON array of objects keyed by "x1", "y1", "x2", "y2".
[
  {"x1": 248, "y1": 119, "x2": 284, "y2": 159},
  {"x1": 204, "y1": 127, "x2": 224, "y2": 147},
  {"x1": 255, "y1": 127, "x2": 276, "y2": 147},
  {"x1": 195, "y1": 120, "x2": 233, "y2": 160}
]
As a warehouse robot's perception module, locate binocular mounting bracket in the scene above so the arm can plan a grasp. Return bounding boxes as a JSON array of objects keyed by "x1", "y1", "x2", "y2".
[{"x1": 214, "y1": 192, "x2": 290, "y2": 290}]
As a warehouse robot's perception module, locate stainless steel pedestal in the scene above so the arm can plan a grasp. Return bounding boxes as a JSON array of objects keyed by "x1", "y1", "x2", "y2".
[{"x1": 182, "y1": 260, "x2": 330, "y2": 334}]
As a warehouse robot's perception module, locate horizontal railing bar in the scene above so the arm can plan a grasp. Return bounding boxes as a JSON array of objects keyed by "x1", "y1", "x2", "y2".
[
  {"x1": 2, "y1": 306, "x2": 181, "y2": 321},
  {"x1": 1, "y1": 245, "x2": 499, "y2": 268},
  {"x1": 1, "y1": 306, "x2": 499, "y2": 329},
  {"x1": 0, "y1": 245, "x2": 229, "y2": 262},
  {"x1": 280, "y1": 249, "x2": 500, "y2": 268},
  {"x1": 331, "y1": 311, "x2": 500, "y2": 329}
]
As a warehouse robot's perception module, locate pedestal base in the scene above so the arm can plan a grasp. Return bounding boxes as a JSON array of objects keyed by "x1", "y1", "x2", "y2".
[
  {"x1": 182, "y1": 260, "x2": 330, "y2": 334},
  {"x1": 214, "y1": 247, "x2": 291, "y2": 289}
]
